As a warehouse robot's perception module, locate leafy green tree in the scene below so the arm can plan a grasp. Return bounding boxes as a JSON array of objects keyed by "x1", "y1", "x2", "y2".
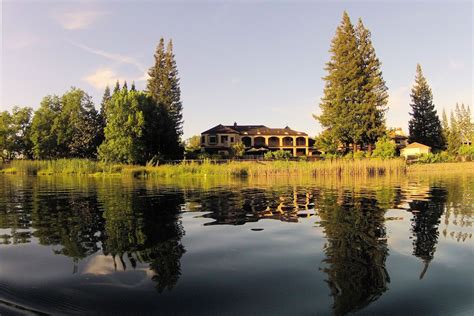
[
  {"x1": 0, "y1": 111, "x2": 13, "y2": 161},
  {"x1": 408, "y1": 64, "x2": 444, "y2": 150},
  {"x1": 315, "y1": 129, "x2": 340, "y2": 154},
  {"x1": 9, "y1": 107, "x2": 34, "y2": 159},
  {"x1": 230, "y1": 141, "x2": 246, "y2": 158},
  {"x1": 54, "y1": 88, "x2": 102, "y2": 158},
  {"x1": 355, "y1": 19, "x2": 388, "y2": 152},
  {"x1": 371, "y1": 135, "x2": 396, "y2": 159},
  {"x1": 185, "y1": 135, "x2": 202, "y2": 153},
  {"x1": 98, "y1": 87, "x2": 152, "y2": 164},
  {"x1": 30, "y1": 95, "x2": 62, "y2": 159}
]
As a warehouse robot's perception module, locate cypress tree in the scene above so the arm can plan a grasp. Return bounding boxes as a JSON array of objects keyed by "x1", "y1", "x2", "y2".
[
  {"x1": 316, "y1": 11, "x2": 361, "y2": 151},
  {"x1": 408, "y1": 64, "x2": 444, "y2": 149},
  {"x1": 447, "y1": 111, "x2": 462, "y2": 154},
  {"x1": 355, "y1": 18, "x2": 388, "y2": 152},
  {"x1": 441, "y1": 109, "x2": 449, "y2": 148}
]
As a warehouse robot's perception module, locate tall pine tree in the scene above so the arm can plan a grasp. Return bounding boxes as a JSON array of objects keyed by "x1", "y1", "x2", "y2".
[
  {"x1": 408, "y1": 64, "x2": 444, "y2": 149},
  {"x1": 316, "y1": 12, "x2": 361, "y2": 150},
  {"x1": 316, "y1": 12, "x2": 388, "y2": 152},
  {"x1": 355, "y1": 18, "x2": 388, "y2": 152},
  {"x1": 146, "y1": 38, "x2": 184, "y2": 160}
]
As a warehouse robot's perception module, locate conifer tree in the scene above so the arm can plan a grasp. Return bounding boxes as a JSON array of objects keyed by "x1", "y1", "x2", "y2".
[
  {"x1": 146, "y1": 38, "x2": 184, "y2": 159},
  {"x1": 408, "y1": 64, "x2": 444, "y2": 149},
  {"x1": 447, "y1": 111, "x2": 462, "y2": 154},
  {"x1": 316, "y1": 12, "x2": 361, "y2": 150},
  {"x1": 441, "y1": 109, "x2": 449, "y2": 148},
  {"x1": 316, "y1": 12, "x2": 387, "y2": 152},
  {"x1": 113, "y1": 81, "x2": 120, "y2": 93},
  {"x1": 97, "y1": 86, "x2": 111, "y2": 148},
  {"x1": 355, "y1": 19, "x2": 388, "y2": 151},
  {"x1": 131, "y1": 82, "x2": 136, "y2": 91}
]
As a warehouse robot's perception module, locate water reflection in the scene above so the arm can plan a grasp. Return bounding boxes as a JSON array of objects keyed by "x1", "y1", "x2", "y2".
[
  {"x1": 317, "y1": 191, "x2": 389, "y2": 315},
  {"x1": 0, "y1": 175, "x2": 472, "y2": 315}
]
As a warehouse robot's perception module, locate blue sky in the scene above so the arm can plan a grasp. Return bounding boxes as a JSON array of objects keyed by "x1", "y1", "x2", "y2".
[{"x1": 1, "y1": 0, "x2": 472, "y2": 139}]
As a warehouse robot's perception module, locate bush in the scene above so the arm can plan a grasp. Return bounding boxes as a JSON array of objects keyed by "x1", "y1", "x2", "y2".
[
  {"x1": 458, "y1": 144, "x2": 474, "y2": 161},
  {"x1": 353, "y1": 151, "x2": 365, "y2": 160},
  {"x1": 372, "y1": 136, "x2": 397, "y2": 159},
  {"x1": 417, "y1": 152, "x2": 455, "y2": 163},
  {"x1": 264, "y1": 150, "x2": 292, "y2": 160}
]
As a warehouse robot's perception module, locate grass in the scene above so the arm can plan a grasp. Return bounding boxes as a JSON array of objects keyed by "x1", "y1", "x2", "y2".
[{"x1": 1, "y1": 158, "x2": 473, "y2": 178}]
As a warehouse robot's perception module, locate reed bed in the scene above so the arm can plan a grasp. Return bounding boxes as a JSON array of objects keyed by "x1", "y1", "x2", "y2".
[{"x1": 2, "y1": 158, "x2": 472, "y2": 178}]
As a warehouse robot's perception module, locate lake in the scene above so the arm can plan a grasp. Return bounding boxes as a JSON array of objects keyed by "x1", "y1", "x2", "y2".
[{"x1": 0, "y1": 174, "x2": 472, "y2": 315}]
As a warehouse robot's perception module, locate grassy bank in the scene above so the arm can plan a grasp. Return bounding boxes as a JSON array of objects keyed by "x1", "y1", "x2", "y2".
[{"x1": 1, "y1": 158, "x2": 473, "y2": 178}]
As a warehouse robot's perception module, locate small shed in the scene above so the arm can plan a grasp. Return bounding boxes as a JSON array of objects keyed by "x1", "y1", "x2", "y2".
[{"x1": 400, "y1": 142, "x2": 431, "y2": 158}]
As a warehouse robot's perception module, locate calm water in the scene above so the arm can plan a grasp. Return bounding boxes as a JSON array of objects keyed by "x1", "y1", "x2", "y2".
[{"x1": 0, "y1": 175, "x2": 473, "y2": 315}]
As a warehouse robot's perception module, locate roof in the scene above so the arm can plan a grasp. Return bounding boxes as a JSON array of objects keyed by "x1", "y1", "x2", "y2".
[
  {"x1": 202, "y1": 124, "x2": 308, "y2": 136},
  {"x1": 403, "y1": 142, "x2": 431, "y2": 149}
]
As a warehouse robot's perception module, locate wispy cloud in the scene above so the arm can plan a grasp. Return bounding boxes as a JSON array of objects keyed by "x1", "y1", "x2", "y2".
[
  {"x1": 4, "y1": 33, "x2": 41, "y2": 50},
  {"x1": 84, "y1": 67, "x2": 125, "y2": 90},
  {"x1": 449, "y1": 59, "x2": 465, "y2": 71},
  {"x1": 70, "y1": 41, "x2": 145, "y2": 72},
  {"x1": 53, "y1": 9, "x2": 108, "y2": 30}
]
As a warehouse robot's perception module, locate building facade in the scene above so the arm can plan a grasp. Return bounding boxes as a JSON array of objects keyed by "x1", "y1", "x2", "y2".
[{"x1": 201, "y1": 123, "x2": 310, "y2": 156}]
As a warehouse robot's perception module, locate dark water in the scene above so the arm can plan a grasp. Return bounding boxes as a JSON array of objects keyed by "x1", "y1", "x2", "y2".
[{"x1": 0, "y1": 175, "x2": 473, "y2": 315}]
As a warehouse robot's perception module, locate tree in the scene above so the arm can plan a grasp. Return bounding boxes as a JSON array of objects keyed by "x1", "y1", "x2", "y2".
[
  {"x1": 0, "y1": 111, "x2": 13, "y2": 161},
  {"x1": 147, "y1": 38, "x2": 184, "y2": 160},
  {"x1": 98, "y1": 88, "x2": 152, "y2": 164},
  {"x1": 230, "y1": 142, "x2": 246, "y2": 158},
  {"x1": 355, "y1": 19, "x2": 388, "y2": 152},
  {"x1": 54, "y1": 88, "x2": 102, "y2": 158},
  {"x1": 455, "y1": 103, "x2": 472, "y2": 143},
  {"x1": 408, "y1": 64, "x2": 444, "y2": 150},
  {"x1": 315, "y1": 129, "x2": 340, "y2": 154},
  {"x1": 185, "y1": 135, "x2": 202, "y2": 153},
  {"x1": 30, "y1": 95, "x2": 62, "y2": 159},
  {"x1": 371, "y1": 136, "x2": 396, "y2": 159},
  {"x1": 447, "y1": 111, "x2": 462, "y2": 154},
  {"x1": 441, "y1": 109, "x2": 450, "y2": 148},
  {"x1": 316, "y1": 12, "x2": 388, "y2": 152}
]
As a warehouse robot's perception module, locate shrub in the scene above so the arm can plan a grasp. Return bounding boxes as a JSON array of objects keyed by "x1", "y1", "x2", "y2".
[
  {"x1": 353, "y1": 151, "x2": 365, "y2": 160},
  {"x1": 458, "y1": 144, "x2": 474, "y2": 161},
  {"x1": 372, "y1": 136, "x2": 396, "y2": 159}
]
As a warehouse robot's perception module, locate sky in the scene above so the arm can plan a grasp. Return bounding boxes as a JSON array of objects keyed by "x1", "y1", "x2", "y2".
[{"x1": 1, "y1": 0, "x2": 472, "y2": 139}]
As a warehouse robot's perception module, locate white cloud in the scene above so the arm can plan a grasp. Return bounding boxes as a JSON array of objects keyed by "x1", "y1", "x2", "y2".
[
  {"x1": 84, "y1": 67, "x2": 125, "y2": 90},
  {"x1": 70, "y1": 41, "x2": 145, "y2": 72},
  {"x1": 54, "y1": 9, "x2": 108, "y2": 30},
  {"x1": 448, "y1": 59, "x2": 465, "y2": 71}
]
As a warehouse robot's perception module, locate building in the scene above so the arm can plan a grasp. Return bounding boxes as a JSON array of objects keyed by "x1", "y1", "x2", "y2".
[
  {"x1": 388, "y1": 128, "x2": 409, "y2": 149},
  {"x1": 201, "y1": 123, "x2": 310, "y2": 156},
  {"x1": 400, "y1": 142, "x2": 431, "y2": 158}
]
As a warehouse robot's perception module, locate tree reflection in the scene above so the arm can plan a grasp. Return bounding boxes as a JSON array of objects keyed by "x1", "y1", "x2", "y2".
[
  {"x1": 407, "y1": 186, "x2": 448, "y2": 279},
  {"x1": 98, "y1": 184, "x2": 185, "y2": 292},
  {"x1": 317, "y1": 190, "x2": 390, "y2": 316}
]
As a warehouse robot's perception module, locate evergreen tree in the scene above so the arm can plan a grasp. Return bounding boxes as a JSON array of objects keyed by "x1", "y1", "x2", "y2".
[
  {"x1": 131, "y1": 81, "x2": 136, "y2": 91},
  {"x1": 316, "y1": 12, "x2": 387, "y2": 152},
  {"x1": 97, "y1": 86, "x2": 111, "y2": 152},
  {"x1": 146, "y1": 38, "x2": 184, "y2": 160},
  {"x1": 316, "y1": 12, "x2": 361, "y2": 150},
  {"x1": 123, "y1": 81, "x2": 128, "y2": 92},
  {"x1": 455, "y1": 103, "x2": 473, "y2": 143},
  {"x1": 441, "y1": 109, "x2": 449, "y2": 148},
  {"x1": 113, "y1": 81, "x2": 120, "y2": 93},
  {"x1": 355, "y1": 19, "x2": 388, "y2": 151},
  {"x1": 408, "y1": 64, "x2": 444, "y2": 149},
  {"x1": 447, "y1": 111, "x2": 462, "y2": 154}
]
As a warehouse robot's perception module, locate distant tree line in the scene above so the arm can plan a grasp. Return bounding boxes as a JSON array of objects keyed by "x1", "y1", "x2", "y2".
[
  {"x1": 0, "y1": 38, "x2": 183, "y2": 164},
  {"x1": 315, "y1": 11, "x2": 472, "y2": 155}
]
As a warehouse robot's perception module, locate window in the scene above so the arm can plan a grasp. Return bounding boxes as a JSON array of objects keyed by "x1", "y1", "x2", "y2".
[
  {"x1": 230, "y1": 137, "x2": 234, "y2": 142},
  {"x1": 201, "y1": 136, "x2": 205, "y2": 144},
  {"x1": 209, "y1": 135, "x2": 217, "y2": 144},
  {"x1": 221, "y1": 135, "x2": 228, "y2": 143}
]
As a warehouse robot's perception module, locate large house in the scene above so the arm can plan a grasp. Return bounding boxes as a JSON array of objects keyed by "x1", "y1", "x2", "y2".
[{"x1": 201, "y1": 123, "x2": 311, "y2": 156}]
